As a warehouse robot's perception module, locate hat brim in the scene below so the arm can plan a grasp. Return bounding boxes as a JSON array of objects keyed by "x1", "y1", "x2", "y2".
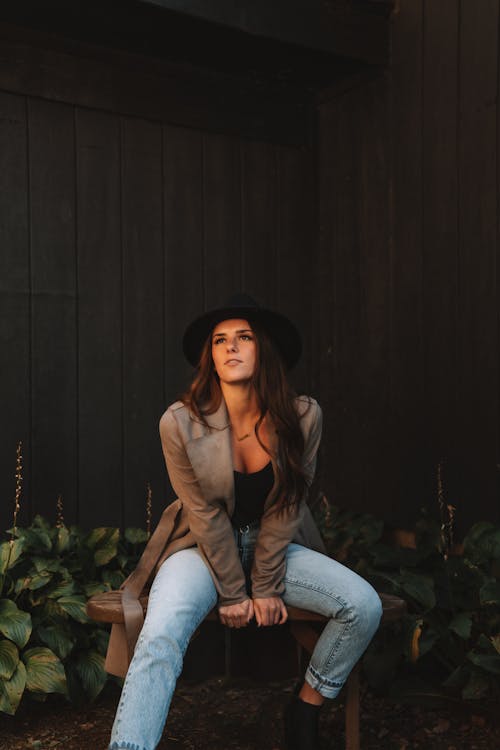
[{"x1": 182, "y1": 305, "x2": 302, "y2": 370}]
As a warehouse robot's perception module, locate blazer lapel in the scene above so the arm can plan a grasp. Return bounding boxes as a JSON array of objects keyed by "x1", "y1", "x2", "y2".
[
  {"x1": 184, "y1": 397, "x2": 282, "y2": 516},
  {"x1": 185, "y1": 399, "x2": 234, "y2": 511}
]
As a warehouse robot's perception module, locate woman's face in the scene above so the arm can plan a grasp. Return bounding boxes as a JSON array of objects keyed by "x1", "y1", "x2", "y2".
[{"x1": 211, "y1": 318, "x2": 257, "y2": 384}]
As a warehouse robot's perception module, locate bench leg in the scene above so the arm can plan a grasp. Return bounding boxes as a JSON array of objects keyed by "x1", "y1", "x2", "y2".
[
  {"x1": 224, "y1": 627, "x2": 232, "y2": 683},
  {"x1": 345, "y1": 663, "x2": 360, "y2": 750}
]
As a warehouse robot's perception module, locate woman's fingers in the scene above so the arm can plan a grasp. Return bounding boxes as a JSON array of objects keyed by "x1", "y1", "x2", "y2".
[
  {"x1": 219, "y1": 599, "x2": 253, "y2": 628},
  {"x1": 253, "y1": 597, "x2": 287, "y2": 627}
]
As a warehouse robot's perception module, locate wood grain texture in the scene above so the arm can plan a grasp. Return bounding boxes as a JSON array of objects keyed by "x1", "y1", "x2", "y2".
[
  {"x1": 277, "y1": 145, "x2": 314, "y2": 396},
  {"x1": 457, "y1": 0, "x2": 499, "y2": 524},
  {"x1": 422, "y1": 0, "x2": 459, "y2": 512},
  {"x1": 0, "y1": 92, "x2": 31, "y2": 525},
  {"x1": 389, "y1": 0, "x2": 426, "y2": 522},
  {"x1": 240, "y1": 139, "x2": 278, "y2": 307},
  {"x1": 76, "y1": 109, "x2": 122, "y2": 528},
  {"x1": 121, "y1": 116, "x2": 165, "y2": 528},
  {"x1": 28, "y1": 99, "x2": 77, "y2": 524},
  {"x1": 163, "y1": 125, "x2": 204, "y2": 407},
  {"x1": 202, "y1": 132, "x2": 241, "y2": 308}
]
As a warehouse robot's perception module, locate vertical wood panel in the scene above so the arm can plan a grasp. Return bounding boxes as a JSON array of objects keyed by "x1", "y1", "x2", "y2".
[
  {"x1": 390, "y1": 0, "x2": 426, "y2": 521},
  {"x1": 163, "y1": 125, "x2": 203, "y2": 406},
  {"x1": 29, "y1": 99, "x2": 77, "y2": 525},
  {"x1": 203, "y1": 133, "x2": 241, "y2": 308},
  {"x1": 323, "y1": 91, "x2": 366, "y2": 511},
  {"x1": 422, "y1": 0, "x2": 459, "y2": 507},
  {"x1": 358, "y1": 76, "x2": 392, "y2": 513},
  {"x1": 277, "y1": 145, "x2": 313, "y2": 395},
  {"x1": 240, "y1": 139, "x2": 278, "y2": 306},
  {"x1": 76, "y1": 109, "x2": 122, "y2": 528},
  {"x1": 122, "y1": 117, "x2": 165, "y2": 528},
  {"x1": 317, "y1": 100, "x2": 339, "y2": 504},
  {"x1": 458, "y1": 0, "x2": 499, "y2": 523},
  {"x1": 0, "y1": 92, "x2": 30, "y2": 528}
]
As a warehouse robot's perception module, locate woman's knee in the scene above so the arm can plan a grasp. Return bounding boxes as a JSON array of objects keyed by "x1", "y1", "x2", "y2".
[{"x1": 347, "y1": 581, "x2": 382, "y2": 637}]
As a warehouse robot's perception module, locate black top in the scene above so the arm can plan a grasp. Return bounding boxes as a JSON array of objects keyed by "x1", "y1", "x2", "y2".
[{"x1": 233, "y1": 460, "x2": 274, "y2": 527}]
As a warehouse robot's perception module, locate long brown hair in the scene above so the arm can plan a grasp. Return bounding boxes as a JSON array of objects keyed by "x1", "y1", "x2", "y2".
[{"x1": 180, "y1": 317, "x2": 310, "y2": 513}]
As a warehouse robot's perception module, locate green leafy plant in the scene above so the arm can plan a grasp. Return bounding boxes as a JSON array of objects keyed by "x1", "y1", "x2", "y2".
[
  {"x1": 315, "y1": 499, "x2": 500, "y2": 703},
  {"x1": 0, "y1": 516, "x2": 147, "y2": 714}
]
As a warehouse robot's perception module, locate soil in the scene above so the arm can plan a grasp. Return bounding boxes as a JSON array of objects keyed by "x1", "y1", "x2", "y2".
[{"x1": 1, "y1": 677, "x2": 499, "y2": 750}]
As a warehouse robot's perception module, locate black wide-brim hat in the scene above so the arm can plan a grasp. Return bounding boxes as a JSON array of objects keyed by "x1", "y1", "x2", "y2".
[{"x1": 182, "y1": 293, "x2": 302, "y2": 370}]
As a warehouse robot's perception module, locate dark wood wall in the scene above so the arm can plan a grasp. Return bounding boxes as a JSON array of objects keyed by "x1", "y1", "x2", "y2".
[
  {"x1": 315, "y1": 0, "x2": 500, "y2": 533},
  {"x1": 2, "y1": 1, "x2": 499, "y2": 537},
  {"x1": 0, "y1": 30, "x2": 314, "y2": 532}
]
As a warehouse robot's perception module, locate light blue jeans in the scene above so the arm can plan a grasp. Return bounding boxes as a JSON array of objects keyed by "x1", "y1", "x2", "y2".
[{"x1": 109, "y1": 526, "x2": 382, "y2": 750}]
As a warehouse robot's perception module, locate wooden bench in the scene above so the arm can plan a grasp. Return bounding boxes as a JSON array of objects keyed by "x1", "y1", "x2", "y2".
[{"x1": 87, "y1": 590, "x2": 406, "y2": 750}]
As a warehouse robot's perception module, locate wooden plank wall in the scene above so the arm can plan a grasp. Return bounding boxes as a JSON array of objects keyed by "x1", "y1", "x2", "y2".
[
  {"x1": 0, "y1": 98, "x2": 313, "y2": 532},
  {"x1": 316, "y1": 0, "x2": 500, "y2": 533}
]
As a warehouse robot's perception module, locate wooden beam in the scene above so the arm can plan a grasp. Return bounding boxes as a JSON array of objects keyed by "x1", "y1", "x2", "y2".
[
  {"x1": 141, "y1": 0, "x2": 393, "y2": 65},
  {"x1": 0, "y1": 22, "x2": 310, "y2": 146}
]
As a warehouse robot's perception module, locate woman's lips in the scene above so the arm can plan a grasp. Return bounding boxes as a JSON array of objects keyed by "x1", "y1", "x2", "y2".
[{"x1": 225, "y1": 359, "x2": 242, "y2": 365}]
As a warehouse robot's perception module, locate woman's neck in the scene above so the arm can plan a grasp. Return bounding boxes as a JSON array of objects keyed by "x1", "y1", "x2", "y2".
[{"x1": 220, "y1": 382, "x2": 260, "y2": 423}]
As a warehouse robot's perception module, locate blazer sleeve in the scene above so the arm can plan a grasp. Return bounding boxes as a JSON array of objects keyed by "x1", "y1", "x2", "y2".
[
  {"x1": 250, "y1": 399, "x2": 323, "y2": 600},
  {"x1": 159, "y1": 408, "x2": 249, "y2": 607}
]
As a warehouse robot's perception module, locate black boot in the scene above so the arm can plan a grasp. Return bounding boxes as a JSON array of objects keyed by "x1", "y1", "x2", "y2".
[{"x1": 284, "y1": 696, "x2": 322, "y2": 750}]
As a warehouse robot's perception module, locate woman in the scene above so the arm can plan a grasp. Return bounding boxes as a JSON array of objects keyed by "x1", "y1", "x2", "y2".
[{"x1": 109, "y1": 293, "x2": 382, "y2": 750}]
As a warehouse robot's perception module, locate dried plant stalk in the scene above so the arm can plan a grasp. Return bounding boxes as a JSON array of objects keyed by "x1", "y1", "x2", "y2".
[
  {"x1": 146, "y1": 482, "x2": 152, "y2": 538},
  {"x1": 437, "y1": 461, "x2": 455, "y2": 560},
  {"x1": 56, "y1": 494, "x2": 65, "y2": 528},
  {"x1": 11, "y1": 441, "x2": 23, "y2": 547}
]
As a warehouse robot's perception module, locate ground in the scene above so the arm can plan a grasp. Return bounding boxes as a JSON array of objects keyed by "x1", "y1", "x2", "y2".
[{"x1": 1, "y1": 677, "x2": 500, "y2": 750}]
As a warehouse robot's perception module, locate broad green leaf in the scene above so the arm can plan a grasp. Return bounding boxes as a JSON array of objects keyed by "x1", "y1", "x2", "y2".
[
  {"x1": 23, "y1": 647, "x2": 67, "y2": 695},
  {"x1": 55, "y1": 526, "x2": 70, "y2": 553},
  {"x1": 0, "y1": 600, "x2": 32, "y2": 648},
  {"x1": 94, "y1": 529, "x2": 120, "y2": 567},
  {"x1": 479, "y1": 578, "x2": 500, "y2": 605},
  {"x1": 24, "y1": 570, "x2": 52, "y2": 591},
  {"x1": 448, "y1": 613, "x2": 472, "y2": 640},
  {"x1": 124, "y1": 527, "x2": 148, "y2": 544},
  {"x1": 75, "y1": 650, "x2": 107, "y2": 701},
  {"x1": 0, "y1": 660, "x2": 26, "y2": 715},
  {"x1": 84, "y1": 582, "x2": 109, "y2": 598},
  {"x1": 32, "y1": 557, "x2": 62, "y2": 574},
  {"x1": 47, "y1": 579, "x2": 76, "y2": 599},
  {"x1": 32, "y1": 515, "x2": 52, "y2": 531},
  {"x1": 467, "y1": 651, "x2": 500, "y2": 675},
  {"x1": 400, "y1": 571, "x2": 436, "y2": 610},
  {"x1": 92, "y1": 627, "x2": 110, "y2": 656},
  {"x1": 85, "y1": 527, "x2": 112, "y2": 550},
  {"x1": 0, "y1": 543, "x2": 10, "y2": 576},
  {"x1": 491, "y1": 635, "x2": 500, "y2": 655},
  {"x1": 0, "y1": 640, "x2": 19, "y2": 680},
  {"x1": 0, "y1": 539, "x2": 24, "y2": 574},
  {"x1": 464, "y1": 522, "x2": 495, "y2": 547},
  {"x1": 15, "y1": 527, "x2": 52, "y2": 552},
  {"x1": 14, "y1": 576, "x2": 34, "y2": 595},
  {"x1": 57, "y1": 596, "x2": 89, "y2": 624},
  {"x1": 100, "y1": 569, "x2": 125, "y2": 590},
  {"x1": 37, "y1": 625, "x2": 75, "y2": 660}
]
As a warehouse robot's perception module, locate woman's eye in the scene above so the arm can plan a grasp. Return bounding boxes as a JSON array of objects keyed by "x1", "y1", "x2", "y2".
[
  {"x1": 240, "y1": 334, "x2": 253, "y2": 341},
  {"x1": 214, "y1": 337, "x2": 225, "y2": 345}
]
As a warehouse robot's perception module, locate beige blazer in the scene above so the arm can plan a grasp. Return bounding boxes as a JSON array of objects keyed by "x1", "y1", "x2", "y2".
[
  {"x1": 105, "y1": 394, "x2": 324, "y2": 677},
  {"x1": 157, "y1": 394, "x2": 325, "y2": 605}
]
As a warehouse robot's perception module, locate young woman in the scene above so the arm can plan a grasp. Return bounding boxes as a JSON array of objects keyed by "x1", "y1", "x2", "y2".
[{"x1": 109, "y1": 294, "x2": 382, "y2": 750}]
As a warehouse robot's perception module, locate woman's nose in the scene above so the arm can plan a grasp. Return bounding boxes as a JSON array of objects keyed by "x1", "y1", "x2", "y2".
[{"x1": 227, "y1": 337, "x2": 238, "y2": 351}]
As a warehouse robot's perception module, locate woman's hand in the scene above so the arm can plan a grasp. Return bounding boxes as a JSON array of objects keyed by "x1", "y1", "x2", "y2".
[
  {"x1": 253, "y1": 597, "x2": 288, "y2": 627},
  {"x1": 219, "y1": 599, "x2": 254, "y2": 629}
]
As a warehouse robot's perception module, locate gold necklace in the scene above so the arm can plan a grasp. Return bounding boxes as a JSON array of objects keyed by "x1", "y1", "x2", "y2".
[{"x1": 231, "y1": 425, "x2": 254, "y2": 442}]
